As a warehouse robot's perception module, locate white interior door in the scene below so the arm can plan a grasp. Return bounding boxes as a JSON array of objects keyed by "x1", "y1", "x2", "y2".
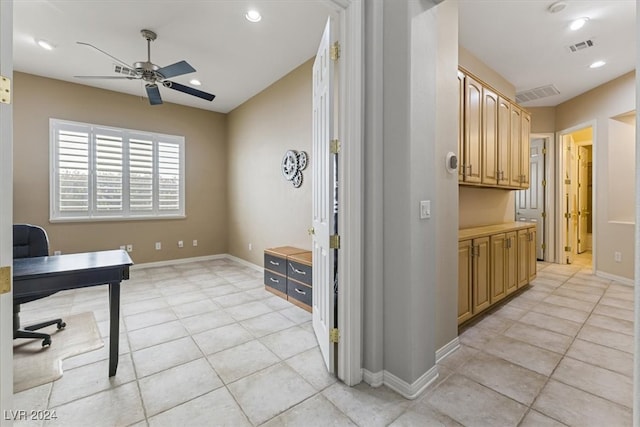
[
  {"x1": 562, "y1": 135, "x2": 577, "y2": 264},
  {"x1": 312, "y1": 17, "x2": 335, "y2": 373},
  {"x1": 577, "y1": 145, "x2": 589, "y2": 254},
  {"x1": 516, "y1": 138, "x2": 545, "y2": 259}
]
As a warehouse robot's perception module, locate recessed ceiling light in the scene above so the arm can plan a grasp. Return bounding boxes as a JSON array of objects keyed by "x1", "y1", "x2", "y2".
[
  {"x1": 570, "y1": 17, "x2": 589, "y2": 31},
  {"x1": 190, "y1": 79, "x2": 201, "y2": 86},
  {"x1": 589, "y1": 60, "x2": 606, "y2": 69},
  {"x1": 36, "y1": 39, "x2": 54, "y2": 50},
  {"x1": 547, "y1": 1, "x2": 567, "y2": 14},
  {"x1": 245, "y1": 10, "x2": 262, "y2": 23}
]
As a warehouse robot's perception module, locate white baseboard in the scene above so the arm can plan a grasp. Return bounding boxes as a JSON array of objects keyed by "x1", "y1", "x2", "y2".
[
  {"x1": 362, "y1": 369, "x2": 384, "y2": 387},
  {"x1": 131, "y1": 253, "x2": 263, "y2": 273},
  {"x1": 362, "y1": 366, "x2": 439, "y2": 400},
  {"x1": 131, "y1": 254, "x2": 227, "y2": 270},
  {"x1": 436, "y1": 337, "x2": 460, "y2": 364},
  {"x1": 383, "y1": 366, "x2": 439, "y2": 400},
  {"x1": 225, "y1": 254, "x2": 264, "y2": 273},
  {"x1": 596, "y1": 270, "x2": 634, "y2": 286}
]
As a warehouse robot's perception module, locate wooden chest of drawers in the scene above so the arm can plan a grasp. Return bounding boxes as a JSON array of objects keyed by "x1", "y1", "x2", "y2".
[{"x1": 264, "y1": 246, "x2": 313, "y2": 312}]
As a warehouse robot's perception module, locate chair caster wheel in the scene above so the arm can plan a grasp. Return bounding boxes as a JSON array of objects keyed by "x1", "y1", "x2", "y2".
[
  {"x1": 58, "y1": 322, "x2": 66, "y2": 330},
  {"x1": 42, "y1": 338, "x2": 51, "y2": 347}
]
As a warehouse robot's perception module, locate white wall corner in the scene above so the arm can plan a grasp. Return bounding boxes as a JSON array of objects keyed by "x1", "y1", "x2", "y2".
[
  {"x1": 595, "y1": 270, "x2": 634, "y2": 286},
  {"x1": 383, "y1": 366, "x2": 439, "y2": 400},
  {"x1": 362, "y1": 369, "x2": 384, "y2": 388},
  {"x1": 435, "y1": 337, "x2": 460, "y2": 364}
]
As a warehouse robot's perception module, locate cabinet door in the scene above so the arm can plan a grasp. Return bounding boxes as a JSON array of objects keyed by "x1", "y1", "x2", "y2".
[
  {"x1": 520, "y1": 111, "x2": 531, "y2": 188},
  {"x1": 458, "y1": 71, "x2": 465, "y2": 182},
  {"x1": 509, "y1": 105, "x2": 522, "y2": 187},
  {"x1": 497, "y1": 97, "x2": 511, "y2": 186},
  {"x1": 464, "y1": 76, "x2": 482, "y2": 183},
  {"x1": 517, "y1": 229, "x2": 529, "y2": 288},
  {"x1": 458, "y1": 240, "x2": 473, "y2": 324},
  {"x1": 482, "y1": 88, "x2": 499, "y2": 185},
  {"x1": 490, "y1": 233, "x2": 506, "y2": 304},
  {"x1": 505, "y1": 231, "x2": 518, "y2": 295},
  {"x1": 528, "y1": 228, "x2": 537, "y2": 281},
  {"x1": 473, "y1": 236, "x2": 491, "y2": 314}
]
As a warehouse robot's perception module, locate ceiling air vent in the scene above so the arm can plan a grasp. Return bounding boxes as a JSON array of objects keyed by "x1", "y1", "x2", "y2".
[
  {"x1": 516, "y1": 85, "x2": 560, "y2": 104},
  {"x1": 567, "y1": 39, "x2": 594, "y2": 53}
]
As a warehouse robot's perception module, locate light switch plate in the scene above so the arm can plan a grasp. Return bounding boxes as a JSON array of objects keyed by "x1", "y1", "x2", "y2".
[{"x1": 420, "y1": 200, "x2": 431, "y2": 219}]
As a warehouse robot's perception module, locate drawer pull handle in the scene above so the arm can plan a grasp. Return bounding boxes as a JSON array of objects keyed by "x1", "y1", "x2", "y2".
[
  {"x1": 269, "y1": 260, "x2": 280, "y2": 266},
  {"x1": 269, "y1": 277, "x2": 279, "y2": 283},
  {"x1": 294, "y1": 288, "x2": 306, "y2": 295},
  {"x1": 290, "y1": 263, "x2": 306, "y2": 275}
]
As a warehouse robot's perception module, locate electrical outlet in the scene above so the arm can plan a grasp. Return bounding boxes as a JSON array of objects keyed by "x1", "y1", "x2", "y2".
[
  {"x1": 192, "y1": 240, "x2": 198, "y2": 247},
  {"x1": 53, "y1": 250, "x2": 61, "y2": 256},
  {"x1": 249, "y1": 243, "x2": 252, "y2": 251},
  {"x1": 178, "y1": 240, "x2": 184, "y2": 248},
  {"x1": 155, "y1": 242, "x2": 162, "y2": 250},
  {"x1": 614, "y1": 251, "x2": 622, "y2": 263},
  {"x1": 119, "y1": 245, "x2": 126, "y2": 251},
  {"x1": 126, "y1": 244, "x2": 133, "y2": 252}
]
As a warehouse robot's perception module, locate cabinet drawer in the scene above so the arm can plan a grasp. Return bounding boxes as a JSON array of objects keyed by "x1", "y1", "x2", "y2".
[
  {"x1": 287, "y1": 280, "x2": 312, "y2": 307},
  {"x1": 287, "y1": 260, "x2": 312, "y2": 286},
  {"x1": 264, "y1": 253, "x2": 286, "y2": 275},
  {"x1": 264, "y1": 270, "x2": 286, "y2": 294}
]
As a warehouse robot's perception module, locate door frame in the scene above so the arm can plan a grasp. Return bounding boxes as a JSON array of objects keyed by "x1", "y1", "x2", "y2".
[
  {"x1": 322, "y1": 0, "x2": 363, "y2": 386},
  {"x1": 556, "y1": 121, "x2": 597, "y2": 272},
  {"x1": 0, "y1": 0, "x2": 13, "y2": 421}
]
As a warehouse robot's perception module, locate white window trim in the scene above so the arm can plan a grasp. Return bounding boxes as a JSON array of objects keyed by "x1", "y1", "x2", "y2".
[{"x1": 49, "y1": 118, "x2": 186, "y2": 222}]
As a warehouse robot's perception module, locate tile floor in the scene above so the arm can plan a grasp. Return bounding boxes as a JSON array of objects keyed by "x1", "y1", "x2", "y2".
[{"x1": 14, "y1": 257, "x2": 635, "y2": 426}]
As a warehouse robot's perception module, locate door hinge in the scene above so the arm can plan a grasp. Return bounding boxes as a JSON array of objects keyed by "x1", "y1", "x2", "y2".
[
  {"x1": 0, "y1": 76, "x2": 11, "y2": 105},
  {"x1": 0, "y1": 266, "x2": 11, "y2": 295},
  {"x1": 330, "y1": 42, "x2": 340, "y2": 61},
  {"x1": 542, "y1": 148, "x2": 547, "y2": 154},
  {"x1": 330, "y1": 139, "x2": 341, "y2": 154},
  {"x1": 564, "y1": 179, "x2": 571, "y2": 185},
  {"x1": 564, "y1": 246, "x2": 572, "y2": 252},
  {"x1": 542, "y1": 180, "x2": 547, "y2": 187},
  {"x1": 542, "y1": 243, "x2": 546, "y2": 250},
  {"x1": 330, "y1": 234, "x2": 341, "y2": 249},
  {"x1": 541, "y1": 212, "x2": 546, "y2": 218},
  {"x1": 564, "y1": 213, "x2": 572, "y2": 219},
  {"x1": 330, "y1": 328, "x2": 340, "y2": 343}
]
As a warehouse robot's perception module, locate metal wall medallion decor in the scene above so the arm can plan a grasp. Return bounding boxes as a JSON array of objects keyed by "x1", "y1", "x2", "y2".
[{"x1": 281, "y1": 150, "x2": 308, "y2": 188}]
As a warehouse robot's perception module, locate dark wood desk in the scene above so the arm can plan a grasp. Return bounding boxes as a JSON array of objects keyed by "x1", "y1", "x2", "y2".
[{"x1": 13, "y1": 250, "x2": 133, "y2": 376}]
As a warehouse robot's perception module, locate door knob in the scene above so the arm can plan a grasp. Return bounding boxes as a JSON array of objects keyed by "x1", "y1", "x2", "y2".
[{"x1": 308, "y1": 227, "x2": 315, "y2": 236}]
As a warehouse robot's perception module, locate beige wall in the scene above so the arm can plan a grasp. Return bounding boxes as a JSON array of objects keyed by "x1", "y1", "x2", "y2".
[
  {"x1": 13, "y1": 72, "x2": 228, "y2": 264},
  {"x1": 459, "y1": 46, "x2": 515, "y2": 100},
  {"x1": 227, "y1": 59, "x2": 313, "y2": 266},
  {"x1": 608, "y1": 116, "x2": 635, "y2": 223},
  {"x1": 556, "y1": 71, "x2": 636, "y2": 280},
  {"x1": 458, "y1": 47, "x2": 516, "y2": 228},
  {"x1": 529, "y1": 107, "x2": 556, "y2": 134}
]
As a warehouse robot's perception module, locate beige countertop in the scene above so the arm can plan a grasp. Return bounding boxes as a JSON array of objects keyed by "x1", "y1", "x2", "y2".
[{"x1": 459, "y1": 222, "x2": 536, "y2": 240}]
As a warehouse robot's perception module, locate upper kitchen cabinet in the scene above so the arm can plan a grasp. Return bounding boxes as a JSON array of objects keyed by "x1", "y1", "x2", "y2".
[{"x1": 458, "y1": 67, "x2": 530, "y2": 190}]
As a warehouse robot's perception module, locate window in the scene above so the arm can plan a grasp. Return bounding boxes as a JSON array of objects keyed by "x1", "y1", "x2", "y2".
[{"x1": 50, "y1": 119, "x2": 185, "y2": 221}]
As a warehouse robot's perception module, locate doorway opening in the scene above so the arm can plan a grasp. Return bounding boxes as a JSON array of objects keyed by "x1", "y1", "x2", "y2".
[{"x1": 559, "y1": 126, "x2": 593, "y2": 268}]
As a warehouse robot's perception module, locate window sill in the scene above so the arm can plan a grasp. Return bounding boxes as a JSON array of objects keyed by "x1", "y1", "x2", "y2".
[{"x1": 49, "y1": 214, "x2": 186, "y2": 223}]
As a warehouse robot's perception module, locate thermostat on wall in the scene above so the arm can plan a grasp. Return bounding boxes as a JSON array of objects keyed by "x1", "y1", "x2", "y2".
[{"x1": 446, "y1": 152, "x2": 458, "y2": 174}]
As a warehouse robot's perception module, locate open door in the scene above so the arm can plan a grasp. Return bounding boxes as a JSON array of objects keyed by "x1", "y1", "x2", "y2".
[
  {"x1": 311, "y1": 17, "x2": 336, "y2": 373},
  {"x1": 516, "y1": 138, "x2": 545, "y2": 260},
  {"x1": 577, "y1": 146, "x2": 589, "y2": 254}
]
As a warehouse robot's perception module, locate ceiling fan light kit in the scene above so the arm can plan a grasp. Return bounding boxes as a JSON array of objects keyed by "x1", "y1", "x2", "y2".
[{"x1": 75, "y1": 29, "x2": 215, "y2": 106}]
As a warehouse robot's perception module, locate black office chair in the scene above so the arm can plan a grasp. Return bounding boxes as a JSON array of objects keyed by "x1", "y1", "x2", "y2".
[{"x1": 13, "y1": 224, "x2": 66, "y2": 347}]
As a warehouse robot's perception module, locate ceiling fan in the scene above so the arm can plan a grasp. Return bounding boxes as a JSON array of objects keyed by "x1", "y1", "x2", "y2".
[{"x1": 75, "y1": 29, "x2": 215, "y2": 105}]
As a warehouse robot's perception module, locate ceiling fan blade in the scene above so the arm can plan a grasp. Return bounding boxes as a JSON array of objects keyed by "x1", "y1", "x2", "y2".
[
  {"x1": 76, "y1": 41, "x2": 132, "y2": 70},
  {"x1": 74, "y1": 75, "x2": 138, "y2": 79},
  {"x1": 163, "y1": 81, "x2": 215, "y2": 102},
  {"x1": 157, "y1": 60, "x2": 196, "y2": 79},
  {"x1": 145, "y1": 84, "x2": 163, "y2": 105}
]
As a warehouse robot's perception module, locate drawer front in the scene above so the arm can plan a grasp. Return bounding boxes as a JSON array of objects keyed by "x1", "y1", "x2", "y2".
[
  {"x1": 264, "y1": 253, "x2": 287, "y2": 275},
  {"x1": 287, "y1": 260, "x2": 312, "y2": 286},
  {"x1": 287, "y1": 280, "x2": 312, "y2": 307},
  {"x1": 264, "y1": 270, "x2": 287, "y2": 294}
]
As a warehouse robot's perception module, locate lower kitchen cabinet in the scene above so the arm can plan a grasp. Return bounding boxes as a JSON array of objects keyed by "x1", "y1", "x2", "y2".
[{"x1": 459, "y1": 223, "x2": 536, "y2": 325}]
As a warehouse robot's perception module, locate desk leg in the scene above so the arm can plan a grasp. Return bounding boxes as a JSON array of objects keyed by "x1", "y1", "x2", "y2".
[{"x1": 108, "y1": 281, "x2": 121, "y2": 376}]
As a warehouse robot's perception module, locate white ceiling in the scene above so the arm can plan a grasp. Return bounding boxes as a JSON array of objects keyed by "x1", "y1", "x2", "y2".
[
  {"x1": 13, "y1": 0, "x2": 338, "y2": 113},
  {"x1": 459, "y1": 0, "x2": 636, "y2": 107},
  {"x1": 13, "y1": 1, "x2": 636, "y2": 112}
]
